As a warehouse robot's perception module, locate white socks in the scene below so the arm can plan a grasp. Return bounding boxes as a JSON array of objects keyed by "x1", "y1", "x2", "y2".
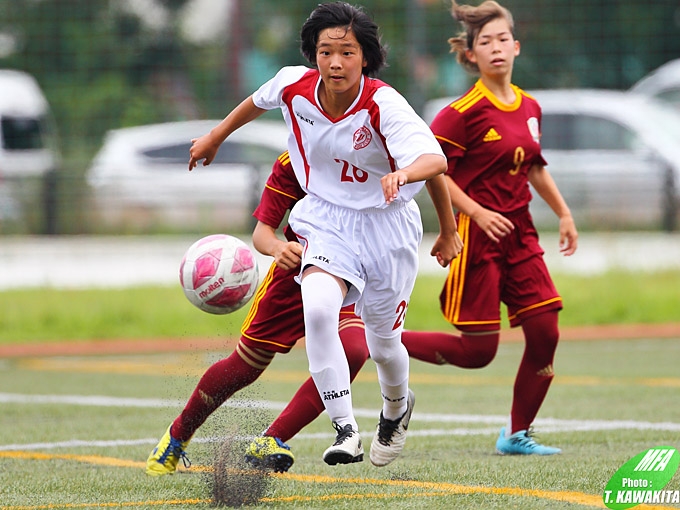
[
  {"x1": 301, "y1": 271, "x2": 357, "y2": 430},
  {"x1": 365, "y1": 329, "x2": 409, "y2": 420},
  {"x1": 301, "y1": 271, "x2": 411, "y2": 426}
]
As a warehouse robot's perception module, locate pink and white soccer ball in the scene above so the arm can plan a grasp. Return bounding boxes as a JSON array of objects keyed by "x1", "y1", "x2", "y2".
[{"x1": 179, "y1": 234, "x2": 259, "y2": 314}]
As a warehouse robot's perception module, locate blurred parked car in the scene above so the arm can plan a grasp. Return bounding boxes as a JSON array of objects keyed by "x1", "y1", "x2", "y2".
[
  {"x1": 630, "y1": 59, "x2": 680, "y2": 111},
  {"x1": 0, "y1": 69, "x2": 60, "y2": 233},
  {"x1": 424, "y1": 89, "x2": 680, "y2": 231},
  {"x1": 86, "y1": 119, "x2": 289, "y2": 233}
]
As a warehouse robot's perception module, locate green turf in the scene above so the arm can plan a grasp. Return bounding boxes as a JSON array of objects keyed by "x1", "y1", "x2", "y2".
[
  {"x1": 1, "y1": 270, "x2": 679, "y2": 345},
  {"x1": 1, "y1": 338, "x2": 679, "y2": 509}
]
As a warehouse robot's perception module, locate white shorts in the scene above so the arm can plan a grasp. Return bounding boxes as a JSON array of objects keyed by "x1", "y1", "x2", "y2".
[{"x1": 289, "y1": 195, "x2": 423, "y2": 337}]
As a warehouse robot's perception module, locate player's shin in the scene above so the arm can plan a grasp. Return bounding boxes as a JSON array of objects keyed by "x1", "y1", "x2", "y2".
[
  {"x1": 302, "y1": 272, "x2": 363, "y2": 464},
  {"x1": 366, "y1": 331, "x2": 410, "y2": 420}
]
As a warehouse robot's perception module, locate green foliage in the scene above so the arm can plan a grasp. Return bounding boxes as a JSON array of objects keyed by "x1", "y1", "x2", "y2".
[
  {"x1": 3, "y1": 0, "x2": 679, "y2": 151},
  {"x1": 2, "y1": 0, "x2": 680, "y2": 234}
]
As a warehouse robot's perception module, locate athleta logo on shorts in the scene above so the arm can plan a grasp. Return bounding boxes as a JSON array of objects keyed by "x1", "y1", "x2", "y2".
[
  {"x1": 353, "y1": 126, "x2": 372, "y2": 150},
  {"x1": 311, "y1": 255, "x2": 330, "y2": 264},
  {"x1": 323, "y1": 389, "x2": 349, "y2": 401}
]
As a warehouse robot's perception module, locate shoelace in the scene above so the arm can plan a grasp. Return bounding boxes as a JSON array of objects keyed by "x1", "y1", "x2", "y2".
[
  {"x1": 375, "y1": 413, "x2": 401, "y2": 446},
  {"x1": 175, "y1": 447, "x2": 192, "y2": 468},
  {"x1": 169, "y1": 438, "x2": 192, "y2": 468},
  {"x1": 509, "y1": 429, "x2": 539, "y2": 451},
  {"x1": 331, "y1": 422, "x2": 355, "y2": 445},
  {"x1": 273, "y1": 437, "x2": 291, "y2": 451}
]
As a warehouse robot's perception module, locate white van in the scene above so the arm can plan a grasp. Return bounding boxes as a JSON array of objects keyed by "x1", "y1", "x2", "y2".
[{"x1": 0, "y1": 69, "x2": 59, "y2": 178}]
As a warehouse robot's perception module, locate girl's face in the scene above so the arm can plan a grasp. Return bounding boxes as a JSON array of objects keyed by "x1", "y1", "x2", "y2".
[
  {"x1": 316, "y1": 26, "x2": 367, "y2": 98},
  {"x1": 466, "y1": 17, "x2": 520, "y2": 78}
]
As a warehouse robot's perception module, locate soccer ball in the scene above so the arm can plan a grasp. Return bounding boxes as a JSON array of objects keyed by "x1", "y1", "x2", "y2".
[{"x1": 179, "y1": 234, "x2": 259, "y2": 315}]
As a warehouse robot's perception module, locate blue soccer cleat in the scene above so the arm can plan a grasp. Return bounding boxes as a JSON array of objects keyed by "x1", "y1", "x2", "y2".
[{"x1": 495, "y1": 427, "x2": 561, "y2": 456}]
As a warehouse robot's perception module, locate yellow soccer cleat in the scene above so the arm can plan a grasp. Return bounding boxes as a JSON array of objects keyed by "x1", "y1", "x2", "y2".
[
  {"x1": 244, "y1": 436, "x2": 295, "y2": 473},
  {"x1": 146, "y1": 425, "x2": 192, "y2": 476}
]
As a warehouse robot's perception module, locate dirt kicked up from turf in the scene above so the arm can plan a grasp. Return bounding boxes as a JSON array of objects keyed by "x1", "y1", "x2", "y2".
[
  {"x1": 0, "y1": 323, "x2": 678, "y2": 359},
  {"x1": 210, "y1": 432, "x2": 271, "y2": 507}
]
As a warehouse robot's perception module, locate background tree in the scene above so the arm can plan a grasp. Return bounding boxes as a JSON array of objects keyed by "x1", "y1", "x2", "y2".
[{"x1": 1, "y1": 0, "x2": 679, "y2": 234}]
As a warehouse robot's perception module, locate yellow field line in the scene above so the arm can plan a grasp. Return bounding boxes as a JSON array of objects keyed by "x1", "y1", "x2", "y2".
[
  {"x1": 2, "y1": 451, "x2": 677, "y2": 510},
  {"x1": 0, "y1": 450, "x2": 145, "y2": 469},
  {"x1": 0, "y1": 499, "x2": 210, "y2": 509}
]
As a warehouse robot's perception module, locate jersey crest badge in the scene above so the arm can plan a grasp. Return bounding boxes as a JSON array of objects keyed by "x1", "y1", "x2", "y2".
[
  {"x1": 527, "y1": 117, "x2": 540, "y2": 143},
  {"x1": 353, "y1": 126, "x2": 372, "y2": 150}
]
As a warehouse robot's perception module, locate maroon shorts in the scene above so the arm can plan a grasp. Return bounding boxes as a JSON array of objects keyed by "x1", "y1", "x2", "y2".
[
  {"x1": 240, "y1": 262, "x2": 358, "y2": 353},
  {"x1": 439, "y1": 209, "x2": 562, "y2": 332}
]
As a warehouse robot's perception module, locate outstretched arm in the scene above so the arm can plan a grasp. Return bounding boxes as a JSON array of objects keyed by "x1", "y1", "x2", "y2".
[{"x1": 188, "y1": 96, "x2": 267, "y2": 170}]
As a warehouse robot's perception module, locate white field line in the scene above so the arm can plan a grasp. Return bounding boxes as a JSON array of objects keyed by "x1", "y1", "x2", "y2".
[{"x1": 2, "y1": 392, "x2": 680, "y2": 452}]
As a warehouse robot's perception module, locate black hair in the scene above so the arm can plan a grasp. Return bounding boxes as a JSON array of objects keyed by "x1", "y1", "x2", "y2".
[{"x1": 300, "y1": 2, "x2": 387, "y2": 77}]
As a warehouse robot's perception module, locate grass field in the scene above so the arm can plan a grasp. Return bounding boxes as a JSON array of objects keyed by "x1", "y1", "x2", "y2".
[
  {"x1": 2, "y1": 270, "x2": 680, "y2": 344},
  {"x1": 1, "y1": 269, "x2": 679, "y2": 508},
  {"x1": 2, "y1": 332, "x2": 679, "y2": 509}
]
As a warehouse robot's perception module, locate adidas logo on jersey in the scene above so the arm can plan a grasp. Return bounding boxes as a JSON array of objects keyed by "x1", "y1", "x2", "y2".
[{"x1": 483, "y1": 128, "x2": 502, "y2": 142}]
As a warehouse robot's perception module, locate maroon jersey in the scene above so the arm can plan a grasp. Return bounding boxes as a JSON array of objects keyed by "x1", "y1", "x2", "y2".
[
  {"x1": 431, "y1": 81, "x2": 561, "y2": 331},
  {"x1": 430, "y1": 79, "x2": 547, "y2": 214},
  {"x1": 252, "y1": 151, "x2": 306, "y2": 241}
]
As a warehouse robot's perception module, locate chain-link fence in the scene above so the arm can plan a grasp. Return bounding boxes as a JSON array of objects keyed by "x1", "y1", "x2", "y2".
[{"x1": 1, "y1": 0, "x2": 679, "y2": 235}]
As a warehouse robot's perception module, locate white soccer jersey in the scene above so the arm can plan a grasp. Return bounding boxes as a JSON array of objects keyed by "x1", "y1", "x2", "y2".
[{"x1": 252, "y1": 66, "x2": 444, "y2": 210}]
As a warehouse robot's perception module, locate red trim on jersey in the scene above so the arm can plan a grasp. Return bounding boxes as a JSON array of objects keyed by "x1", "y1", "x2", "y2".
[
  {"x1": 281, "y1": 70, "x2": 399, "y2": 186},
  {"x1": 282, "y1": 70, "x2": 318, "y2": 189},
  {"x1": 367, "y1": 99, "x2": 397, "y2": 173}
]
